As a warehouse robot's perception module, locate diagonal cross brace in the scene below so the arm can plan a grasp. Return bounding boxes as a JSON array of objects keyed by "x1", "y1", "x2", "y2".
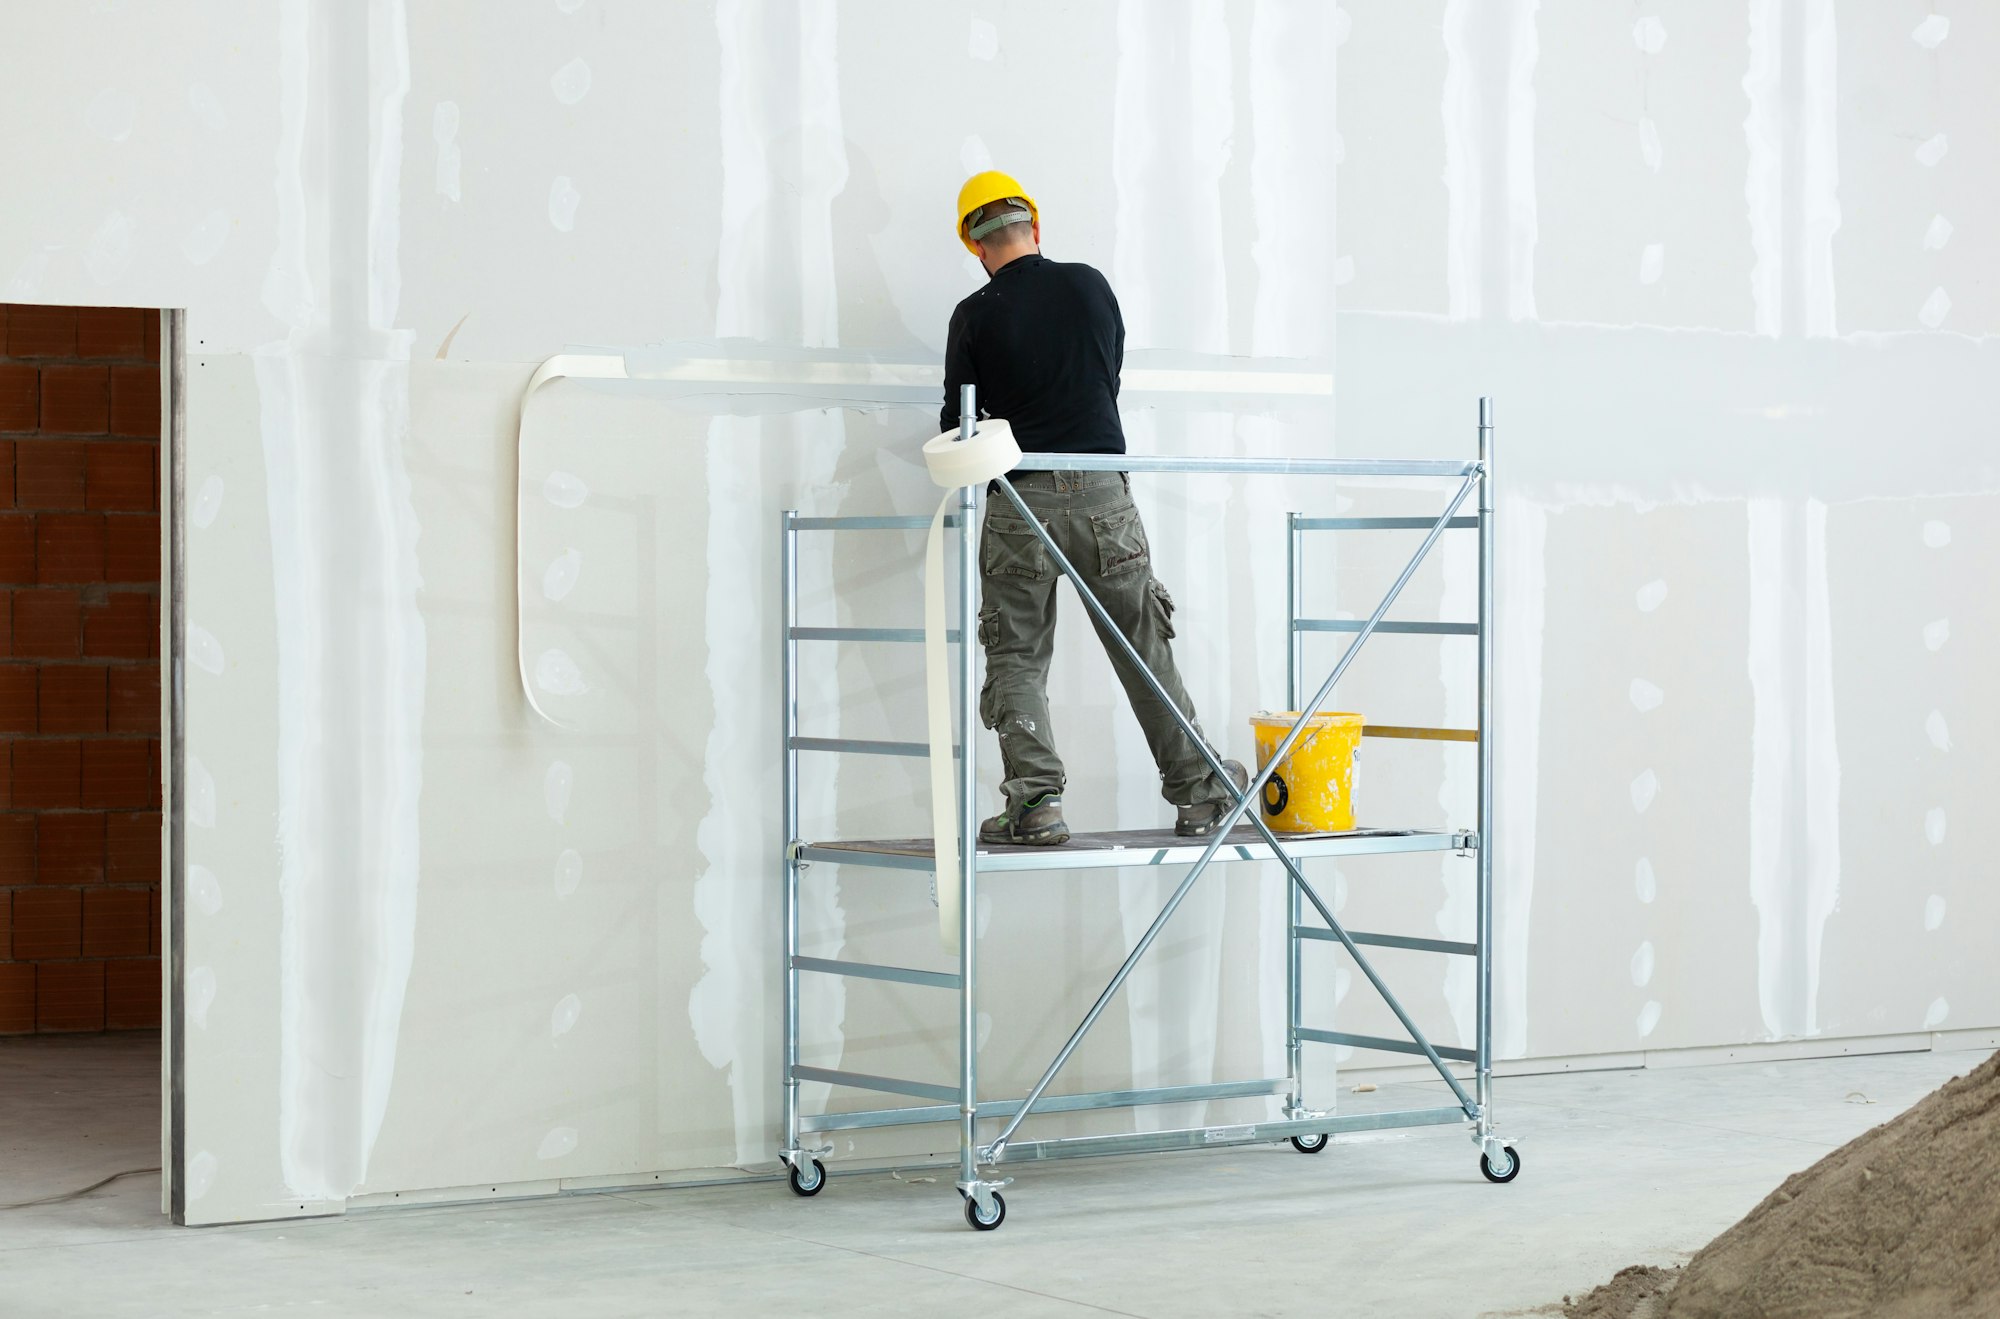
[{"x1": 980, "y1": 472, "x2": 1481, "y2": 1161}]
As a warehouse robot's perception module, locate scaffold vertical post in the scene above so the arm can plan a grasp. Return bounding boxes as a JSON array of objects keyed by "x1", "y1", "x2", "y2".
[
  {"x1": 956, "y1": 384, "x2": 982, "y2": 1192},
  {"x1": 1285, "y1": 511, "x2": 1305, "y2": 1114},
  {"x1": 780, "y1": 510, "x2": 802, "y2": 1159},
  {"x1": 1475, "y1": 396, "x2": 1496, "y2": 1130}
]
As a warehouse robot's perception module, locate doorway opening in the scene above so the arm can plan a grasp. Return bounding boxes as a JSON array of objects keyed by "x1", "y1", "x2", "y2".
[{"x1": 0, "y1": 302, "x2": 170, "y2": 1217}]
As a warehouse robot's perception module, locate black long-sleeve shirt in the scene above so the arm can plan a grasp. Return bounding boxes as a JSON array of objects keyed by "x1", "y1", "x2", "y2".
[{"x1": 939, "y1": 253, "x2": 1126, "y2": 455}]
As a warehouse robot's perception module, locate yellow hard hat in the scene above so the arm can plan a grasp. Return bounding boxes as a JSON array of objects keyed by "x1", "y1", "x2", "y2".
[{"x1": 956, "y1": 171, "x2": 1039, "y2": 254}]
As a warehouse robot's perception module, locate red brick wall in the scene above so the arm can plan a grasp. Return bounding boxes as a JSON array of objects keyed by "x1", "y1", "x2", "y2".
[{"x1": 0, "y1": 304, "x2": 163, "y2": 1034}]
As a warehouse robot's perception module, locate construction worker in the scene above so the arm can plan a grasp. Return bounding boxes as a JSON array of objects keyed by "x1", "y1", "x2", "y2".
[{"x1": 943, "y1": 170, "x2": 1245, "y2": 846}]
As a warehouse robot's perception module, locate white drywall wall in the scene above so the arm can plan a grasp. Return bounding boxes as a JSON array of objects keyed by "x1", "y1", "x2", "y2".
[{"x1": 1, "y1": 0, "x2": 1992, "y2": 1224}]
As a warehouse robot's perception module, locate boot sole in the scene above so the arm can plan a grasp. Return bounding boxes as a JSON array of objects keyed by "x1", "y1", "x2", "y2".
[{"x1": 979, "y1": 826, "x2": 1071, "y2": 847}]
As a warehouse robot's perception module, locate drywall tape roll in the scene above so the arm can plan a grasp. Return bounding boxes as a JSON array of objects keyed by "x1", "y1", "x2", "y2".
[{"x1": 922, "y1": 420, "x2": 1022, "y2": 955}]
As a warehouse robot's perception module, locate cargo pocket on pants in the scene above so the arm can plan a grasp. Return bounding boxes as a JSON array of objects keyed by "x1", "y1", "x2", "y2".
[
  {"x1": 1090, "y1": 505, "x2": 1151, "y2": 577},
  {"x1": 1148, "y1": 578, "x2": 1177, "y2": 639},
  {"x1": 982, "y1": 513, "x2": 1053, "y2": 580}
]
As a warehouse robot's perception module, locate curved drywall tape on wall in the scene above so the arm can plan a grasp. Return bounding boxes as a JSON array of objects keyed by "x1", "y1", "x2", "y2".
[{"x1": 516, "y1": 353, "x2": 631, "y2": 729}]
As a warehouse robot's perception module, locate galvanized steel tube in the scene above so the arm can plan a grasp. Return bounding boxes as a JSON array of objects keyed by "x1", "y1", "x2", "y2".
[
  {"x1": 1476, "y1": 397, "x2": 1496, "y2": 1121},
  {"x1": 956, "y1": 385, "x2": 981, "y2": 1188},
  {"x1": 780, "y1": 511, "x2": 802, "y2": 1155}
]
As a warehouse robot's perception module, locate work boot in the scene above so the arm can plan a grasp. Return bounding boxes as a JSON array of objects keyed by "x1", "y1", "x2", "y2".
[
  {"x1": 978, "y1": 793, "x2": 1070, "y2": 846},
  {"x1": 1175, "y1": 760, "x2": 1250, "y2": 837}
]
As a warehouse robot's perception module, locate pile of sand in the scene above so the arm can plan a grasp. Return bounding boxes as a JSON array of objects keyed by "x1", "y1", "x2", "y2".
[{"x1": 1567, "y1": 1050, "x2": 2000, "y2": 1319}]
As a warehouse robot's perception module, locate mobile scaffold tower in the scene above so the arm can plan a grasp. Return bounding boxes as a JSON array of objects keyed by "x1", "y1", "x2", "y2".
[{"x1": 778, "y1": 395, "x2": 1515, "y2": 1230}]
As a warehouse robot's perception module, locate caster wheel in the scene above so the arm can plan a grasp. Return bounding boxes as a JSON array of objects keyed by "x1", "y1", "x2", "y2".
[
  {"x1": 1480, "y1": 1147, "x2": 1520, "y2": 1184},
  {"x1": 1290, "y1": 1133, "x2": 1328, "y2": 1154},
  {"x1": 964, "y1": 1191, "x2": 1007, "y2": 1231},
  {"x1": 787, "y1": 1158, "x2": 826, "y2": 1197}
]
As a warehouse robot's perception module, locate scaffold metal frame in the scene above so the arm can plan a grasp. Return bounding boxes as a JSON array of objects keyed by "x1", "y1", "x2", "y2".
[{"x1": 778, "y1": 395, "x2": 1515, "y2": 1230}]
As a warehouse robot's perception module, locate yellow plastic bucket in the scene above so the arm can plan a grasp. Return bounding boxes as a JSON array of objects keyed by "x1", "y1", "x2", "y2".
[{"x1": 1249, "y1": 711, "x2": 1364, "y2": 833}]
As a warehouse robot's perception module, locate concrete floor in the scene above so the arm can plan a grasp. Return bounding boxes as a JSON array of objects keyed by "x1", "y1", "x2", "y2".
[{"x1": 2, "y1": 1035, "x2": 1991, "y2": 1318}]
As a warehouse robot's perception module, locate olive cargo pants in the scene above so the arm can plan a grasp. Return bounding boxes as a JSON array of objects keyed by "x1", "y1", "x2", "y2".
[{"x1": 977, "y1": 470, "x2": 1231, "y2": 812}]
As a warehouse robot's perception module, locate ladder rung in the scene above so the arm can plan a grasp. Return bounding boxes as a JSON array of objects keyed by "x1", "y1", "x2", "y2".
[
  {"x1": 1293, "y1": 516, "x2": 1479, "y2": 531},
  {"x1": 790, "y1": 737, "x2": 958, "y2": 758},
  {"x1": 1294, "y1": 619, "x2": 1478, "y2": 636},
  {"x1": 789, "y1": 515, "x2": 959, "y2": 531},
  {"x1": 789, "y1": 626, "x2": 959, "y2": 643},
  {"x1": 1297, "y1": 1028, "x2": 1477, "y2": 1063},
  {"x1": 792, "y1": 957, "x2": 960, "y2": 989},
  {"x1": 790, "y1": 1066, "x2": 959, "y2": 1104},
  {"x1": 1294, "y1": 927, "x2": 1477, "y2": 956}
]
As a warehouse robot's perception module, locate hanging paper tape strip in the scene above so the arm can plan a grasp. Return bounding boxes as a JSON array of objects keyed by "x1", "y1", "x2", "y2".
[{"x1": 921, "y1": 420, "x2": 1021, "y2": 955}]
